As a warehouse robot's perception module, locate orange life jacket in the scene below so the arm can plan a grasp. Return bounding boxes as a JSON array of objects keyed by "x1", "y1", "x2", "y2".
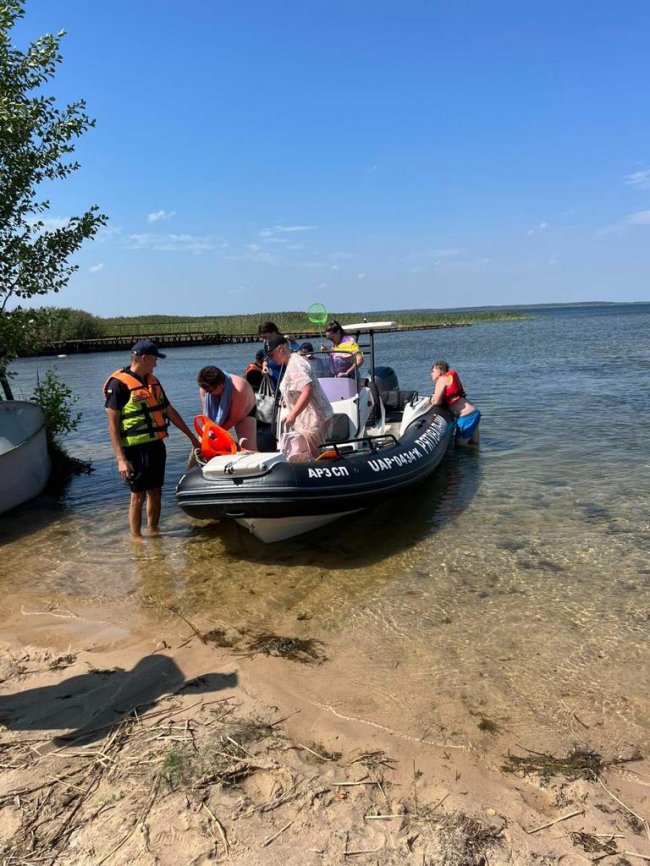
[
  {"x1": 194, "y1": 415, "x2": 238, "y2": 459},
  {"x1": 103, "y1": 369, "x2": 169, "y2": 446}
]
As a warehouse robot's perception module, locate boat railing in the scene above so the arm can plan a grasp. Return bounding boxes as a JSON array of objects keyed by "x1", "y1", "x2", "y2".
[{"x1": 318, "y1": 433, "x2": 399, "y2": 459}]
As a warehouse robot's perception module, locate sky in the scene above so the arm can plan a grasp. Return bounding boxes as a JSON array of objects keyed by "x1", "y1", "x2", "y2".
[{"x1": 11, "y1": 0, "x2": 650, "y2": 316}]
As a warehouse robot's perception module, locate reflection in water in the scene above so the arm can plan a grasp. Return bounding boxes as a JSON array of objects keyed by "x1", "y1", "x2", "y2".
[{"x1": 2, "y1": 305, "x2": 650, "y2": 761}]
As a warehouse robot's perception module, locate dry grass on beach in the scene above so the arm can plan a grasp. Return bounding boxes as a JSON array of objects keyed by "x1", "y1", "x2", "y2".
[
  {"x1": 1, "y1": 610, "x2": 650, "y2": 865},
  {"x1": 0, "y1": 683, "x2": 506, "y2": 866}
]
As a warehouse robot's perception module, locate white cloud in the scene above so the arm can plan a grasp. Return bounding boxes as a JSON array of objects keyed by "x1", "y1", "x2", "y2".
[
  {"x1": 357, "y1": 273, "x2": 366, "y2": 280},
  {"x1": 259, "y1": 224, "x2": 316, "y2": 238},
  {"x1": 26, "y1": 215, "x2": 70, "y2": 232},
  {"x1": 527, "y1": 221, "x2": 548, "y2": 236},
  {"x1": 88, "y1": 263, "x2": 104, "y2": 273},
  {"x1": 225, "y1": 245, "x2": 282, "y2": 264},
  {"x1": 626, "y1": 210, "x2": 650, "y2": 225},
  {"x1": 331, "y1": 264, "x2": 341, "y2": 271},
  {"x1": 625, "y1": 169, "x2": 650, "y2": 190},
  {"x1": 147, "y1": 209, "x2": 176, "y2": 223},
  {"x1": 548, "y1": 259, "x2": 558, "y2": 265},
  {"x1": 127, "y1": 233, "x2": 215, "y2": 253},
  {"x1": 539, "y1": 221, "x2": 548, "y2": 229},
  {"x1": 97, "y1": 224, "x2": 122, "y2": 242}
]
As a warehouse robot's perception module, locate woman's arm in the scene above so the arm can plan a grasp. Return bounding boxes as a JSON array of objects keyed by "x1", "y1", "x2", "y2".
[{"x1": 286, "y1": 383, "x2": 313, "y2": 426}]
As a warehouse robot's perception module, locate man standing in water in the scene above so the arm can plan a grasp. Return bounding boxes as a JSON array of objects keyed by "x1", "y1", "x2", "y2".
[{"x1": 104, "y1": 340, "x2": 200, "y2": 537}]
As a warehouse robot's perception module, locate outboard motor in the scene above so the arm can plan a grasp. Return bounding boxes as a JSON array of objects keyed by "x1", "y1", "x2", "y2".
[{"x1": 374, "y1": 365, "x2": 399, "y2": 393}]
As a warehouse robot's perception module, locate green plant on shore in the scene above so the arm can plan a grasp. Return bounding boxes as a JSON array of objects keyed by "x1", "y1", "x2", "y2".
[
  {"x1": 31, "y1": 369, "x2": 81, "y2": 442},
  {"x1": 161, "y1": 750, "x2": 185, "y2": 791},
  {"x1": 30, "y1": 369, "x2": 91, "y2": 484}
]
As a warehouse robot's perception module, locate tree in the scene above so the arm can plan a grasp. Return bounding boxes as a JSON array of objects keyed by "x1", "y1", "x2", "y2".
[{"x1": 0, "y1": 0, "x2": 107, "y2": 379}]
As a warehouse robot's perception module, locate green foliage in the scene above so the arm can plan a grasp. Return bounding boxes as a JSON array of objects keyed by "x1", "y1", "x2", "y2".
[
  {"x1": 100, "y1": 308, "x2": 528, "y2": 337},
  {"x1": 0, "y1": 0, "x2": 107, "y2": 371},
  {"x1": 30, "y1": 306, "x2": 107, "y2": 345},
  {"x1": 30, "y1": 368, "x2": 81, "y2": 441}
]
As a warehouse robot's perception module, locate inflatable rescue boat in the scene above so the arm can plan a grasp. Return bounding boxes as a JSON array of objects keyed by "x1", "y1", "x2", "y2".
[{"x1": 176, "y1": 323, "x2": 454, "y2": 542}]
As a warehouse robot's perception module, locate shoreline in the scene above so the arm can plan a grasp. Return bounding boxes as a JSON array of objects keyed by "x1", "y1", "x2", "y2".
[{"x1": 2, "y1": 596, "x2": 649, "y2": 864}]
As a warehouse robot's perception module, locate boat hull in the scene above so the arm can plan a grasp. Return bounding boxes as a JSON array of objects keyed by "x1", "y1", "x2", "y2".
[
  {"x1": 176, "y1": 407, "x2": 453, "y2": 540},
  {"x1": 0, "y1": 401, "x2": 51, "y2": 515}
]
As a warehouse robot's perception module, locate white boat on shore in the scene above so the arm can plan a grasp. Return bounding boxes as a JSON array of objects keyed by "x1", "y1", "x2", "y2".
[{"x1": 0, "y1": 401, "x2": 51, "y2": 515}]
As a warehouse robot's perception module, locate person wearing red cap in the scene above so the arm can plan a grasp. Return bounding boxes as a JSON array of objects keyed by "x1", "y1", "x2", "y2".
[{"x1": 103, "y1": 340, "x2": 200, "y2": 537}]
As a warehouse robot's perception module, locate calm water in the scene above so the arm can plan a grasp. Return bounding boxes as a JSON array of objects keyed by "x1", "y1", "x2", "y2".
[{"x1": 2, "y1": 303, "x2": 649, "y2": 757}]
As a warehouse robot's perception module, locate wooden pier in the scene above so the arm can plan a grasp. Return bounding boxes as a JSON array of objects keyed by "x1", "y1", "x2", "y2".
[{"x1": 37, "y1": 321, "x2": 471, "y2": 356}]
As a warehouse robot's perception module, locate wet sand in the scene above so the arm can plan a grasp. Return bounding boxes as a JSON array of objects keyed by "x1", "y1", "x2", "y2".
[{"x1": 1, "y1": 594, "x2": 649, "y2": 865}]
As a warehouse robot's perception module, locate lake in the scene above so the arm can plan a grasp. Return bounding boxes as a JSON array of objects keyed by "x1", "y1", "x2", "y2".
[{"x1": 2, "y1": 302, "x2": 649, "y2": 759}]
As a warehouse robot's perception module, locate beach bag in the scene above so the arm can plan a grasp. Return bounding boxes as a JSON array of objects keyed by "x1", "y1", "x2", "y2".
[
  {"x1": 279, "y1": 430, "x2": 311, "y2": 463},
  {"x1": 255, "y1": 374, "x2": 276, "y2": 424}
]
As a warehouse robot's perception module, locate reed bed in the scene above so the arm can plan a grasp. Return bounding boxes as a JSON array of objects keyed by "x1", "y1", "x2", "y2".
[{"x1": 100, "y1": 308, "x2": 527, "y2": 337}]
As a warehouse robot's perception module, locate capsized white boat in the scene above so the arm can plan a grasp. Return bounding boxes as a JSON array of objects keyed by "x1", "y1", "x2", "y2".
[{"x1": 0, "y1": 401, "x2": 51, "y2": 514}]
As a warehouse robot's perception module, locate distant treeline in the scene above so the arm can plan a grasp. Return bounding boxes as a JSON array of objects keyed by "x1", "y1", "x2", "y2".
[
  {"x1": 101, "y1": 308, "x2": 527, "y2": 336},
  {"x1": 18, "y1": 306, "x2": 528, "y2": 350}
]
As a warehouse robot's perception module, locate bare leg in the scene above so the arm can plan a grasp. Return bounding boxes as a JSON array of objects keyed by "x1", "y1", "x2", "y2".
[
  {"x1": 457, "y1": 429, "x2": 480, "y2": 447},
  {"x1": 235, "y1": 416, "x2": 257, "y2": 451},
  {"x1": 146, "y1": 487, "x2": 162, "y2": 533},
  {"x1": 129, "y1": 491, "x2": 146, "y2": 537}
]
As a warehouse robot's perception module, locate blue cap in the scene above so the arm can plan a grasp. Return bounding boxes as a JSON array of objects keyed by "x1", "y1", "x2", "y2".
[{"x1": 131, "y1": 339, "x2": 166, "y2": 358}]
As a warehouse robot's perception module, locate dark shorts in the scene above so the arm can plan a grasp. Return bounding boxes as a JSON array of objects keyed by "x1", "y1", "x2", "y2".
[{"x1": 123, "y1": 440, "x2": 166, "y2": 493}]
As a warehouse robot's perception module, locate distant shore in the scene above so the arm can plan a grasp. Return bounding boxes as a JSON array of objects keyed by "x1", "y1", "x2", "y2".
[{"x1": 22, "y1": 308, "x2": 529, "y2": 357}]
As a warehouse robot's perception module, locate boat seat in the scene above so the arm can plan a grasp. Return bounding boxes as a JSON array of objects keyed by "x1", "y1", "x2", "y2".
[
  {"x1": 380, "y1": 389, "x2": 418, "y2": 422},
  {"x1": 202, "y1": 451, "x2": 287, "y2": 478},
  {"x1": 318, "y1": 377, "x2": 357, "y2": 402},
  {"x1": 329, "y1": 413, "x2": 354, "y2": 443}
]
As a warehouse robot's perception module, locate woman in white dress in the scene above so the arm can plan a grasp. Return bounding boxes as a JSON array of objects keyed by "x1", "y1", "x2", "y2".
[{"x1": 266, "y1": 335, "x2": 333, "y2": 459}]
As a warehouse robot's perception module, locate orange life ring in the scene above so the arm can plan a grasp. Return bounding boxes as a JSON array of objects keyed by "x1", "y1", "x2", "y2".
[{"x1": 194, "y1": 415, "x2": 238, "y2": 459}]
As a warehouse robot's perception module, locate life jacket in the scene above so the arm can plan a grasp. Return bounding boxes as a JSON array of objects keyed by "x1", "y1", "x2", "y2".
[
  {"x1": 103, "y1": 369, "x2": 169, "y2": 447},
  {"x1": 442, "y1": 370, "x2": 466, "y2": 406},
  {"x1": 194, "y1": 415, "x2": 238, "y2": 459}
]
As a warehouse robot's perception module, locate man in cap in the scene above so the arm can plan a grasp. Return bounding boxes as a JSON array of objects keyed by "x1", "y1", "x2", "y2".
[{"x1": 104, "y1": 339, "x2": 200, "y2": 537}]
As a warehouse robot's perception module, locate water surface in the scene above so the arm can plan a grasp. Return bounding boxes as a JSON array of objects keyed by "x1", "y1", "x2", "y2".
[{"x1": 2, "y1": 303, "x2": 649, "y2": 758}]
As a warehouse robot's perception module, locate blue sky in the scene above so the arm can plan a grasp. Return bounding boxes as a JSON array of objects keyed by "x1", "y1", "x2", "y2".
[{"x1": 13, "y1": 1, "x2": 650, "y2": 316}]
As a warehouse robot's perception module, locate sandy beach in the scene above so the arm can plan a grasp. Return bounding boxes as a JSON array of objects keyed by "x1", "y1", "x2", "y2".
[{"x1": 1, "y1": 594, "x2": 649, "y2": 866}]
